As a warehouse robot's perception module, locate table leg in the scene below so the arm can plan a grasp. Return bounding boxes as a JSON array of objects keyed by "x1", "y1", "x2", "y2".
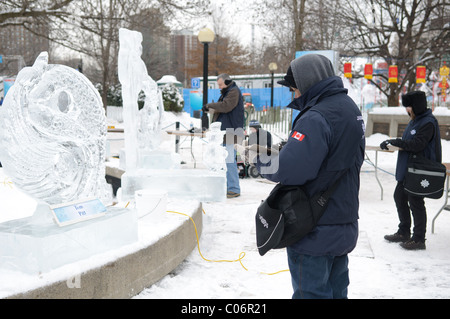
[
  {"x1": 374, "y1": 150, "x2": 383, "y2": 200},
  {"x1": 432, "y1": 175, "x2": 450, "y2": 234},
  {"x1": 191, "y1": 136, "x2": 196, "y2": 168}
]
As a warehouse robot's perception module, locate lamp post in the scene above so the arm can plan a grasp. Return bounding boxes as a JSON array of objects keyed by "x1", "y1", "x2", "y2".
[
  {"x1": 269, "y1": 62, "x2": 277, "y2": 107},
  {"x1": 198, "y1": 28, "x2": 215, "y2": 131}
]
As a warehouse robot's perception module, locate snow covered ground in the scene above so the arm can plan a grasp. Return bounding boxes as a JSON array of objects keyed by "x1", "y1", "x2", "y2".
[
  {"x1": 133, "y1": 132, "x2": 450, "y2": 299},
  {"x1": 0, "y1": 109, "x2": 449, "y2": 299}
]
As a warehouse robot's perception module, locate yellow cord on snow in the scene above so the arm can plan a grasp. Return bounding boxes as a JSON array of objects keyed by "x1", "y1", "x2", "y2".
[
  {"x1": 2, "y1": 178, "x2": 13, "y2": 189},
  {"x1": 166, "y1": 209, "x2": 289, "y2": 276}
]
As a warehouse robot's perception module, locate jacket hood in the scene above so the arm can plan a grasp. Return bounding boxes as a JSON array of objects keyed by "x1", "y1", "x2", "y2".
[
  {"x1": 291, "y1": 54, "x2": 335, "y2": 95},
  {"x1": 287, "y1": 76, "x2": 347, "y2": 111},
  {"x1": 402, "y1": 91, "x2": 428, "y2": 116}
]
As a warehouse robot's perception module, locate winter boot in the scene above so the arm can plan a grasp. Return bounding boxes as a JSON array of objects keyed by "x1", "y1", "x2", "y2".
[
  {"x1": 384, "y1": 232, "x2": 410, "y2": 243},
  {"x1": 227, "y1": 191, "x2": 240, "y2": 198},
  {"x1": 400, "y1": 239, "x2": 426, "y2": 250}
]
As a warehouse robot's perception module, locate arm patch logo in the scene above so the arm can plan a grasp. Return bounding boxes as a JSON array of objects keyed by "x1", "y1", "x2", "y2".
[{"x1": 291, "y1": 131, "x2": 305, "y2": 141}]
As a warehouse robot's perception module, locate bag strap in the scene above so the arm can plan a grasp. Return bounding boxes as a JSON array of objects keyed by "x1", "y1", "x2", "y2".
[{"x1": 314, "y1": 167, "x2": 350, "y2": 207}]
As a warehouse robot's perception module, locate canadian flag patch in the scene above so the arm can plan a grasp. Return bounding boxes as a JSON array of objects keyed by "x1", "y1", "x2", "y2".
[{"x1": 291, "y1": 131, "x2": 305, "y2": 141}]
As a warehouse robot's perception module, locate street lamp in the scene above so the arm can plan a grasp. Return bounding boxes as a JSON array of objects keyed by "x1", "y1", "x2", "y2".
[
  {"x1": 198, "y1": 28, "x2": 215, "y2": 131},
  {"x1": 269, "y1": 62, "x2": 278, "y2": 107}
]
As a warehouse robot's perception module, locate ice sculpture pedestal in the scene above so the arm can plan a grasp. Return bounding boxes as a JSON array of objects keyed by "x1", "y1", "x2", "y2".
[
  {"x1": 119, "y1": 149, "x2": 181, "y2": 171},
  {"x1": 121, "y1": 169, "x2": 227, "y2": 202},
  {"x1": 0, "y1": 205, "x2": 138, "y2": 274}
]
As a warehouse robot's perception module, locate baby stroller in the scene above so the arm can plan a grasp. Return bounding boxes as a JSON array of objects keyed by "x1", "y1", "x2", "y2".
[
  {"x1": 237, "y1": 155, "x2": 261, "y2": 178},
  {"x1": 237, "y1": 120, "x2": 279, "y2": 179}
]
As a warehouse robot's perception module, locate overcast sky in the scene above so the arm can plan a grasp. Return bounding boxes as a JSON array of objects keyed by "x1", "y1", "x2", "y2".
[{"x1": 170, "y1": 0, "x2": 269, "y2": 48}]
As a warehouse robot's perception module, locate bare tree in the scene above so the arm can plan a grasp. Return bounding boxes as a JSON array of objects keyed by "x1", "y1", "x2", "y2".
[
  {"x1": 0, "y1": 0, "x2": 75, "y2": 69},
  {"x1": 253, "y1": 0, "x2": 305, "y2": 56},
  {"x1": 340, "y1": 0, "x2": 450, "y2": 106},
  {"x1": 253, "y1": 0, "x2": 348, "y2": 71},
  {"x1": 184, "y1": 32, "x2": 253, "y2": 81},
  {"x1": 0, "y1": 0, "x2": 74, "y2": 26},
  {"x1": 1, "y1": 0, "x2": 211, "y2": 108},
  {"x1": 129, "y1": 8, "x2": 171, "y2": 82},
  {"x1": 48, "y1": 0, "x2": 211, "y2": 108}
]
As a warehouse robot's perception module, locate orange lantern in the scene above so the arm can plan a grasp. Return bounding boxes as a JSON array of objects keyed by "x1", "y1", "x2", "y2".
[
  {"x1": 344, "y1": 62, "x2": 352, "y2": 78},
  {"x1": 416, "y1": 66, "x2": 426, "y2": 83},
  {"x1": 440, "y1": 63, "x2": 449, "y2": 78},
  {"x1": 440, "y1": 79, "x2": 447, "y2": 101},
  {"x1": 364, "y1": 63, "x2": 373, "y2": 80},
  {"x1": 388, "y1": 65, "x2": 398, "y2": 83}
]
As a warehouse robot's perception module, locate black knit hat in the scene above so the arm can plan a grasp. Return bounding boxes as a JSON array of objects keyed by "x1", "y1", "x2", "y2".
[
  {"x1": 249, "y1": 120, "x2": 261, "y2": 128},
  {"x1": 401, "y1": 91, "x2": 427, "y2": 115},
  {"x1": 277, "y1": 66, "x2": 297, "y2": 89}
]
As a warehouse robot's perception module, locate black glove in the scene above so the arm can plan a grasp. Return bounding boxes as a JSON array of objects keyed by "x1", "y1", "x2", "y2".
[
  {"x1": 388, "y1": 138, "x2": 401, "y2": 147},
  {"x1": 202, "y1": 105, "x2": 209, "y2": 112},
  {"x1": 380, "y1": 140, "x2": 390, "y2": 150},
  {"x1": 380, "y1": 139, "x2": 400, "y2": 150}
]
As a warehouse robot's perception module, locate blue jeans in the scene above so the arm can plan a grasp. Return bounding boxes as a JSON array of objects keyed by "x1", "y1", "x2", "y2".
[
  {"x1": 225, "y1": 143, "x2": 240, "y2": 194},
  {"x1": 287, "y1": 247, "x2": 349, "y2": 299}
]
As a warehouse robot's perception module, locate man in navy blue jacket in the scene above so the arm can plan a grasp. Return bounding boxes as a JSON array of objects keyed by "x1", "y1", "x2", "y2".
[
  {"x1": 256, "y1": 54, "x2": 365, "y2": 299},
  {"x1": 381, "y1": 91, "x2": 442, "y2": 250}
]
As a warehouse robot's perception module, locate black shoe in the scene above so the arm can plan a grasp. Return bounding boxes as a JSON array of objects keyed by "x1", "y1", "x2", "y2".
[
  {"x1": 400, "y1": 239, "x2": 426, "y2": 250},
  {"x1": 384, "y1": 232, "x2": 410, "y2": 243}
]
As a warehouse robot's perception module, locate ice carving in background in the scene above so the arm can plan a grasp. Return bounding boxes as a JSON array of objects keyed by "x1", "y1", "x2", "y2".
[
  {"x1": 118, "y1": 28, "x2": 163, "y2": 173},
  {"x1": 118, "y1": 28, "x2": 226, "y2": 202},
  {"x1": 203, "y1": 122, "x2": 228, "y2": 171},
  {"x1": 137, "y1": 81, "x2": 164, "y2": 152},
  {"x1": 0, "y1": 52, "x2": 111, "y2": 205}
]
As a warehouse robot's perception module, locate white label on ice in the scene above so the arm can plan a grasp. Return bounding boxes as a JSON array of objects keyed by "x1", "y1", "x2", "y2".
[{"x1": 50, "y1": 198, "x2": 106, "y2": 227}]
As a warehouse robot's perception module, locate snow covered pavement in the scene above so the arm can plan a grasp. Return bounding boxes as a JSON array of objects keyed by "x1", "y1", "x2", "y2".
[{"x1": 135, "y1": 139, "x2": 450, "y2": 299}]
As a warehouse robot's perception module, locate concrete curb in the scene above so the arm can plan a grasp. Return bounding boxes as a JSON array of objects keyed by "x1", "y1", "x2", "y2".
[{"x1": 7, "y1": 202, "x2": 202, "y2": 299}]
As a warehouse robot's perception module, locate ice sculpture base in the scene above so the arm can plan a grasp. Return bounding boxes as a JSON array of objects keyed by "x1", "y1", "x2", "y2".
[
  {"x1": 121, "y1": 169, "x2": 226, "y2": 202},
  {"x1": 0, "y1": 206, "x2": 138, "y2": 274},
  {"x1": 119, "y1": 149, "x2": 181, "y2": 170}
]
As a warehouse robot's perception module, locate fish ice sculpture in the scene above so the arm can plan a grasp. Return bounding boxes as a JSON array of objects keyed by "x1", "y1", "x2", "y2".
[{"x1": 0, "y1": 52, "x2": 111, "y2": 205}]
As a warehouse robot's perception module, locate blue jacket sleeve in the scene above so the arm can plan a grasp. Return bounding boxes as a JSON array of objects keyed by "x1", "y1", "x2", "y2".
[{"x1": 256, "y1": 110, "x2": 331, "y2": 185}]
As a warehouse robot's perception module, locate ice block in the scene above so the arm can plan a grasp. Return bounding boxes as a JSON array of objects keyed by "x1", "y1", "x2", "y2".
[
  {"x1": 121, "y1": 169, "x2": 226, "y2": 202},
  {"x1": 119, "y1": 149, "x2": 181, "y2": 171},
  {"x1": 0, "y1": 205, "x2": 138, "y2": 274}
]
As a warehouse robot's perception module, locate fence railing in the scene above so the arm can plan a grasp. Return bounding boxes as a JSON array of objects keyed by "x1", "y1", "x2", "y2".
[
  {"x1": 246, "y1": 106, "x2": 293, "y2": 139},
  {"x1": 107, "y1": 105, "x2": 295, "y2": 140}
]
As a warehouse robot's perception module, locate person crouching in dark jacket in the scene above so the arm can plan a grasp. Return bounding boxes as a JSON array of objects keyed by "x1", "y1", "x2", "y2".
[
  {"x1": 256, "y1": 54, "x2": 365, "y2": 299},
  {"x1": 381, "y1": 91, "x2": 442, "y2": 250},
  {"x1": 248, "y1": 119, "x2": 272, "y2": 149}
]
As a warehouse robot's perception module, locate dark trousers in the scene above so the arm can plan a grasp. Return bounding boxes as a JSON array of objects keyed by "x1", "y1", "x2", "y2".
[{"x1": 393, "y1": 181, "x2": 427, "y2": 242}]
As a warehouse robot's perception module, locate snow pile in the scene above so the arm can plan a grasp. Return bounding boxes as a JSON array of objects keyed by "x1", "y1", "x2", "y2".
[{"x1": 433, "y1": 107, "x2": 450, "y2": 116}]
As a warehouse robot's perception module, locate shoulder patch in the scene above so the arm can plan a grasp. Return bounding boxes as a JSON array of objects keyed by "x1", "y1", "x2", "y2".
[{"x1": 291, "y1": 131, "x2": 305, "y2": 141}]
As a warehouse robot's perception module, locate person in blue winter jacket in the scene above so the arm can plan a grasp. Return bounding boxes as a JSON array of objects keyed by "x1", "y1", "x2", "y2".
[
  {"x1": 255, "y1": 54, "x2": 365, "y2": 299},
  {"x1": 381, "y1": 91, "x2": 442, "y2": 250}
]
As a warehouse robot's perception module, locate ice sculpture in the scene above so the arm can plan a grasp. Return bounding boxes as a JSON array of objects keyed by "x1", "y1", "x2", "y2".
[
  {"x1": 118, "y1": 28, "x2": 226, "y2": 202},
  {"x1": 0, "y1": 52, "x2": 111, "y2": 205},
  {"x1": 0, "y1": 52, "x2": 137, "y2": 274},
  {"x1": 137, "y1": 81, "x2": 164, "y2": 152},
  {"x1": 118, "y1": 28, "x2": 164, "y2": 172},
  {"x1": 203, "y1": 122, "x2": 228, "y2": 171}
]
